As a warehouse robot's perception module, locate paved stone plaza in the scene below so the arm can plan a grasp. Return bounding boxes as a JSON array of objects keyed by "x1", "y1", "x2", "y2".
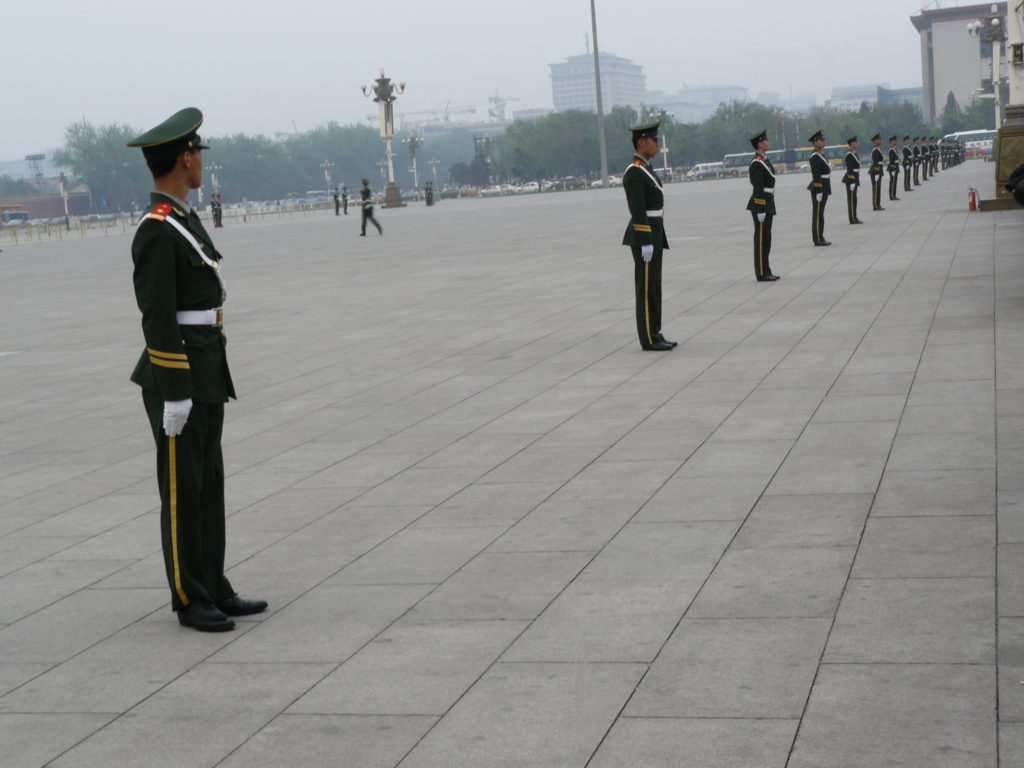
[{"x1": 1, "y1": 161, "x2": 1022, "y2": 767}]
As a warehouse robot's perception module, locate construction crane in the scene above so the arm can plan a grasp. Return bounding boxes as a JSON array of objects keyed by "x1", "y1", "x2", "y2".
[{"x1": 487, "y1": 91, "x2": 522, "y2": 122}]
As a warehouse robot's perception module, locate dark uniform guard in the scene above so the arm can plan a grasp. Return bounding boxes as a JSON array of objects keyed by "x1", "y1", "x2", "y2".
[
  {"x1": 746, "y1": 129, "x2": 778, "y2": 282},
  {"x1": 360, "y1": 179, "x2": 383, "y2": 236},
  {"x1": 869, "y1": 134, "x2": 885, "y2": 211},
  {"x1": 622, "y1": 122, "x2": 675, "y2": 350},
  {"x1": 931, "y1": 137, "x2": 941, "y2": 175},
  {"x1": 341, "y1": 184, "x2": 349, "y2": 214},
  {"x1": 843, "y1": 136, "x2": 863, "y2": 224},
  {"x1": 333, "y1": 186, "x2": 341, "y2": 215},
  {"x1": 912, "y1": 137, "x2": 922, "y2": 185},
  {"x1": 807, "y1": 129, "x2": 832, "y2": 246},
  {"x1": 127, "y1": 108, "x2": 266, "y2": 632},
  {"x1": 902, "y1": 136, "x2": 913, "y2": 192},
  {"x1": 210, "y1": 193, "x2": 223, "y2": 228},
  {"x1": 921, "y1": 137, "x2": 931, "y2": 181},
  {"x1": 887, "y1": 135, "x2": 901, "y2": 201}
]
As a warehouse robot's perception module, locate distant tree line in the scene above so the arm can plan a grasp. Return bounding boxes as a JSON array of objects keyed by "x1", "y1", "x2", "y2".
[{"x1": 48, "y1": 92, "x2": 994, "y2": 211}]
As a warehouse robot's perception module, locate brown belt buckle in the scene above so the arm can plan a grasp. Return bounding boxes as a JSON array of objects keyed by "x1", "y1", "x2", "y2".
[{"x1": 216, "y1": 308, "x2": 224, "y2": 326}]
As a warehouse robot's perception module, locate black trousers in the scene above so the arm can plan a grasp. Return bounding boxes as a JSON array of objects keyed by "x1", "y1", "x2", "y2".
[
  {"x1": 811, "y1": 192, "x2": 829, "y2": 244},
  {"x1": 845, "y1": 184, "x2": 859, "y2": 223},
  {"x1": 904, "y1": 166, "x2": 912, "y2": 191},
  {"x1": 143, "y1": 390, "x2": 233, "y2": 611},
  {"x1": 913, "y1": 163, "x2": 920, "y2": 185},
  {"x1": 922, "y1": 159, "x2": 929, "y2": 181},
  {"x1": 889, "y1": 170, "x2": 899, "y2": 199},
  {"x1": 361, "y1": 207, "x2": 382, "y2": 234},
  {"x1": 751, "y1": 211, "x2": 773, "y2": 278},
  {"x1": 631, "y1": 246, "x2": 663, "y2": 348},
  {"x1": 870, "y1": 173, "x2": 883, "y2": 209}
]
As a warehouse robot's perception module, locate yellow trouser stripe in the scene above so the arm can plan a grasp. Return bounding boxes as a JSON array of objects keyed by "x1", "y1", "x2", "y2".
[
  {"x1": 633, "y1": 224, "x2": 652, "y2": 233},
  {"x1": 758, "y1": 219, "x2": 764, "y2": 277},
  {"x1": 168, "y1": 437, "x2": 188, "y2": 607},
  {"x1": 150, "y1": 357, "x2": 191, "y2": 369},
  {"x1": 644, "y1": 261, "x2": 652, "y2": 346}
]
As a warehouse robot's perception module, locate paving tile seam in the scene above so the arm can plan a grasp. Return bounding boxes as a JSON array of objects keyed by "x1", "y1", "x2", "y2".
[{"x1": 778, "y1": 182, "x2": 973, "y2": 768}]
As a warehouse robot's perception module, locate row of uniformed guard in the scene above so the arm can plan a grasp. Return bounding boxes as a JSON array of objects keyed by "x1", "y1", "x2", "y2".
[{"x1": 622, "y1": 121, "x2": 965, "y2": 351}]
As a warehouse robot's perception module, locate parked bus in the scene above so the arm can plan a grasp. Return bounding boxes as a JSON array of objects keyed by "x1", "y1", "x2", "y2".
[
  {"x1": 943, "y1": 129, "x2": 996, "y2": 160},
  {"x1": 687, "y1": 161, "x2": 724, "y2": 180},
  {"x1": 722, "y1": 148, "x2": 798, "y2": 176},
  {"x1": 0, "y1": 208, "x2": 29, "y2": 227}
]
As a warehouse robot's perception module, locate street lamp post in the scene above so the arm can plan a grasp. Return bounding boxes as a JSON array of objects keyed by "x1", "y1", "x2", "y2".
[
  {"x1": 968, "y1": 9, "x2": 1007, "y2": 128},
  {"x1": 403, "y1": 133, "x2": 423, "y2": 192},
  {"x1": 320, "y1": 160, "x2": 335, "y2": 194},
  {"x1": 652, "y1": 108, "x2": 673, "y2": 179},
  {"x1": 207, "y1": 163, "x2": 222, "y2": 194},
  {"x1": 362, "y1": 70, "x2": 407, "y2": 208},
  {"x1": 590, "y1": 0, "x2": 609, "y2": 189},
  {"x1": 58, "y1": 172, "x2": 70, "y2": 231},
  {"x1": 428, "y1": 157, "x2": 441, "y2": 184}
]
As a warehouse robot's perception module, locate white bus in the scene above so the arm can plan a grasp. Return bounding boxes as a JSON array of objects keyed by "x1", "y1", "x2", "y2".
[
  {"x1": 944, "y1": 129, "x2": 996, "y2": 160},
  {"x1": 687, "y1": 162, "x2": 724, "y2": 180}
]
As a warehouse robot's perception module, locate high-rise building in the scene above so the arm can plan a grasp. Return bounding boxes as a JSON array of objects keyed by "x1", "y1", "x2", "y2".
[
  {"x1": 549, "y1": 52, "x2": 646, "y2": 113},
  {"x1": 911, "y1": 2, "x2": 1008, "y2": 121},
  {"x1": 826, "y1": 84, "x2": 924, "y2": 113},
  {"x1": 646, "y1": 86, "x2": 748, "y2": 123}
]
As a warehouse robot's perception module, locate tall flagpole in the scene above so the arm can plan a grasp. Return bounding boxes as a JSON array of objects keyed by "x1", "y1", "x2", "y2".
[{"x1": 590, "y1": 0, "x2": 609, "y2": 186}]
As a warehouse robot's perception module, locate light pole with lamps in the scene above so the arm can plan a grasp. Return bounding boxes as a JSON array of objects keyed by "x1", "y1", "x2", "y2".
[
  {"x1": 362, "y1": 70, "x2": 407, "y2": 208},
  {"x1": 58, "y1": 172, "x2": 70, "y2": 231},
  {"x1": 320, "y1": 160, "x2": 335, "y2": 193},
  {"x1": 590, "y1": 0, "x2": 609, "y2": 189},
  {"x1": 403, "y1": 133, "x2": 423, "y2": 193},
  {"x1": 651, "y1": 108, "x2": 673, "y2": 179},
  {"x1": 207, "y1": 162, "x2": 222, "y2": 194},
  {"x1": 968, "y1": 8, "x2": 1006, "y2": 128},
  {"x1": 428, "y1": 157, "x2": 441, "y2": 185}
]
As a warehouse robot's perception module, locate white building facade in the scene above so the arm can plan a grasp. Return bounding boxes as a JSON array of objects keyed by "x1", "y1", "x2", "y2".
[{"x1": 549, "y1": 52, "x2": 646, "y2": 113}]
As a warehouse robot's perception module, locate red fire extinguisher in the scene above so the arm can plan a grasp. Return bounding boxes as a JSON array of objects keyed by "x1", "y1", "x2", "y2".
[{"x1": 968, "y1": 188, "x2": 978, "y2": 211}]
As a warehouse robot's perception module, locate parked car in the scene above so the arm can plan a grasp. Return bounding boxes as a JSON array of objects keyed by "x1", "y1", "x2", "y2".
[
  {"x1": 520, "y1": 181, "x2": 540, "y2": 193},
  {"x1": 479, "y1": 185, "x2": 502, "y2": 197}
]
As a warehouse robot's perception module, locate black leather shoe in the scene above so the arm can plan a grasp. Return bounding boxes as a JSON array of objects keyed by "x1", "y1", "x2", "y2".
[
  {"x1": 216, "y1": 595, "x2": 268, "y2": 616},
  {"x1": 853, "y1": 219, "x2": 865, "y2": 224},
  {"x1": 814, "y1": 240, "x2": 832, "y2": 247},
  {"x1": 757, "y1": 274, "x2": 780, "y2": 281},
  {"x1": 643, "y1": 341, "x2": 674, "y2": 351},
  {"x1": 657, "y1": 338, "x2": 678, "y2": 348},
  {"x1": 891, "y1": 197, "x2": 899, "y2": 201},
  {"x1": 177, "y1": 600, "x2": 235, "y2": 632},
  {"x1": 876, "y1": 207, "x2": 885, "y2": 211}
]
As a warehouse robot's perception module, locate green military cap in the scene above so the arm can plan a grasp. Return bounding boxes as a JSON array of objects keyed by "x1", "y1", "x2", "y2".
[
  {"x1": 889, "y1": 135, "x2": 898, "y2": 142},
  {"x1": 126, "y1": 107, "x2": 209, "y2": 151},
  {"x1": 630, "y1": 121, "x2": 660, "y2": 142},
  {"x1": 871, "y1": 133, "x2": 881, "y2": 142},
  {"x1": 903, "y1": 135, "x2": 910, "y2": 140},
  {"x1": 807, "y1": 129, "x2": 824, "y2": 143},
  {"x1": 749, "y1": 129, "x2": 768, "y2": 149},
  {"x1": 846, "y1": 136, "x2": 857, "y2": 145}
]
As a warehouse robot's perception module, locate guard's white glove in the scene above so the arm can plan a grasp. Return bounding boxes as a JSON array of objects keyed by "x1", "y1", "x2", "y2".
[
  {"x1": 641, "y1": 244, "x2": 653, "y2": 263},
  {"x1": 163, "y1": 398, "x2": 192, "y2": 437},
  {"x1": 815, "y1": 193, "x2": 823, "y2": 202},
  {"x1": 756, "y1": 212, "x2": 766, "y2": 223}
]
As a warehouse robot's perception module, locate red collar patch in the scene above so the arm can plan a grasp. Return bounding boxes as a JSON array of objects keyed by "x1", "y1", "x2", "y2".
[{"x1": 152, "y1": 202, "x2": 173, "y2": 217}]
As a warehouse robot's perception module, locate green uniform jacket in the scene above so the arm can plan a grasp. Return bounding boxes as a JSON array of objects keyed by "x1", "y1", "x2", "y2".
[
  {"x1": 843, "y1": 151, "x2": 861, "y2": 187},
  {"x1": 130, "y1": 192, "x2": 235, "y2": 404},
  {"x1": 807, "y1": 152, "x2": 832, "y2": 194},
  {"x1": 870, "y1": 147, "x2": 884, "y2": 177},
  {"x1": 621, "y1": 155, "x2": 669, "y2": 249},
  {"x1": 746, "y1": 154, "x2": 777, "y2": 215},
  {"x1": 888, "y1": 147, "x2": 901, "y2": 171}
]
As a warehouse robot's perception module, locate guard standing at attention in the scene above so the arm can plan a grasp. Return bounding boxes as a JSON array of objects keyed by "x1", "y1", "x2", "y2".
[
  {"x1": 843, "y1": 136, "x2": 863, "y2": 224},
  {"x1": 912, "y1": 137, "x2": 922, "y2": 186},
  {"x1": 807, "y1": 129, "x2": 832, "y2": 246},
  {"x1": 747, "y1": 129, "x2": 778, "y2": 282},
  {"x1": 126, "y1": 107, "x2": 267, "y2": 632},
  {"x1": 360, "y1": 179, "x2": 383, "y2": 236},
  {"x1": 887, "y1": 135, "x2": 901, "y2": 201},
  {"x1": 931, "y1": 137, "x2": 941, "y2": 175},
  {"x1": 869, "y1": 133, "x2": 885, "y2": 211},
  {"x1": 341, "y1": 184, "x2": 349, "y2": 214},
  {"x1": 332, "y1": 186, "x2": 341, "y2": 216},
  {"x1": 902, "y1": 136, "x2": 913, "y2": 192},
  {"x1": 622, "y1": 122, "x2": 675, "y2": 351}
]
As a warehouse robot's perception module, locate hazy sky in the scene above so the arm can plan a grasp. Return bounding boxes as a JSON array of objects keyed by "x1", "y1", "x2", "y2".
[{"x1": 5, "y1": 0, "x2": 953, "y2": 159}]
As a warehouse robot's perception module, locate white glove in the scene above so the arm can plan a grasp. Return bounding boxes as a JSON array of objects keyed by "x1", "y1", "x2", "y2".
[
  {"x1": 815, "y1": 193, "x2": 823, "y2": 202},
  {"x1": 756, "y1": 212, "x2": 766, "y2": 223},
  {"x1": 641, "y1": 244, "x2": 653, "y2": 263},
  {"x1": 163, "y1": 398, "x2": 193, "y2": 437}
]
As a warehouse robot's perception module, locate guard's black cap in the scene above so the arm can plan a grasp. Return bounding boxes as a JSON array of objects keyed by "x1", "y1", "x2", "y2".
[
  {"x1": 889, "y1": 135, "x2": 898, "y2": 142},
  {"x1": 808, "y1": 129, "x2": 825, "y2": 143},
  {"x1": 871, "y1": 133, "x2": 882, "y2": 142},
  {"x1": 749, "y1": 129, "x2": 768, "y2": 150},
  {"x1": 903, "y1": 135, "x2": 910, "y2": 140},
  {"x1": 126, "y1": 107, "x2": 209, "y2": 153},
  {"x1": 847, "y1": 136, "x2": 857, "y2": 145},
  {"x1": 630, "y1": 121, "x2": 660, "y2": 143}
]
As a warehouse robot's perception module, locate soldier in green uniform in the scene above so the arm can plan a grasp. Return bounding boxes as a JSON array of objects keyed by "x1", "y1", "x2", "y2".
[
  {"x1": 807, "y1": 129, "x2": 831, "y2": 246},
  {"x1": 746, "y1": 129, "x2": 778, "y2": 282},
  {"x1": 622, "y1": 122, "x2": 674, "y2": 351},
  {"x1": 902, "y1": 136, "x2": 913, "y2": 192},
  {"x1": 931, "y1": 137, "x2": 941, "y2": 175},
  {"x1": 869, "y1": 133, "x2": 885, "y2": 211},
  {"x1": 887, "y1": 135, "x2": 901, "y2": 201},
  {"x1": 843, "y1": 136, "x2": 863, "y2": 224},
  {"x1": 912, "y1": 137, "x2": 922, "y2": 185},
  {"x1": 127, "y1": 108, "x2": 266, "y2": 632}
]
